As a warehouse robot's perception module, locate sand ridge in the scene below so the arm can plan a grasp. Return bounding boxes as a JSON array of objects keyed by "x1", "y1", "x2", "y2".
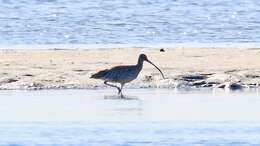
[{"x1": 0, "y1": 47, "x2": 260, "y2": 90}]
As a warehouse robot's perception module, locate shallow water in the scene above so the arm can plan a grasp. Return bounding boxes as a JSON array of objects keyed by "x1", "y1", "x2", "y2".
[
  {"x1": 1, "y1": 122, "x2": 260, "y2": 146},
  {"x1": 1, "y1": 0, "x2": 260, "y2": 44},
  {"x1": 0, "y1": 89, "x2": 260, "y2": 145}
]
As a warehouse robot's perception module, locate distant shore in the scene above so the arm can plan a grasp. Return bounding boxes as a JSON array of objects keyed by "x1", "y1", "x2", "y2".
[
  {"x1": 2, "y1": 43, "x2": 260, "y2": 50},
  {"x1": 0, "y1": 47, "x2": 260, "y2": 90}
]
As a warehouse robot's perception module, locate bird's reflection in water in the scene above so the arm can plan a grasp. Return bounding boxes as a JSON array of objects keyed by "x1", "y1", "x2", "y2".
[
  {"x1": 104, "y1": 95, "x2": 139, "y2": 100},
  {"x1": 103, "y1": 95, "x2": 144, "y2": 116}
]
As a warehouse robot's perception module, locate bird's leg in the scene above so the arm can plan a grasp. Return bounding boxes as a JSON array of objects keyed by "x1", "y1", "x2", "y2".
[
  {"x1": 104, "y1": 81, "x2": 121, "y2": 95},
  {"x1": 119, "y1": 83, "x2": 125, "y2": 98}
]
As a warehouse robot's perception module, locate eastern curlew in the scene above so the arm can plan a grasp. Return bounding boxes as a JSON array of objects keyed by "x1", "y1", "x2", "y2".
[{"x1": 90, "y1": 54, "x2": 165, "y2": 98}]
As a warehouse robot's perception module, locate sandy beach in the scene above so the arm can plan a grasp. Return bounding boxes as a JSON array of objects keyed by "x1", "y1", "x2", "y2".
[{"x1": 0, "y1": 47, "x2": 260, "y2": 90}]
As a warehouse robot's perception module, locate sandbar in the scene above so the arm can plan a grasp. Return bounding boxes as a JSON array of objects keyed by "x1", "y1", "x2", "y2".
[{"x1": 0, "y1": 47, "x2": 260, "y2": 90}]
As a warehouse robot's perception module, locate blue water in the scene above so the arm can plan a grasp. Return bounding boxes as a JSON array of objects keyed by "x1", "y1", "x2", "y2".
[
  {"x1": 0, "y1": 122, "x2": 260, "y2": 146},
  {"x1": 1, "y1": 0, "x2": 260, "y2": 44},
  {"x1": 0, "y1": 89, "x2": 260, "y2": 145}
]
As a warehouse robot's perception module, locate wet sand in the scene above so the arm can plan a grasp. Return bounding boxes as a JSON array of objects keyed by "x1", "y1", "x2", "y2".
[{"x1": 0, "y1": 47, "x2": 260, "y2": 90}]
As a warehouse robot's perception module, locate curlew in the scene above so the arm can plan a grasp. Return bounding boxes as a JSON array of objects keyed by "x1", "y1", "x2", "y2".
[{"x1": 90, "y1": 54, "x2": 165, "y2": 98}]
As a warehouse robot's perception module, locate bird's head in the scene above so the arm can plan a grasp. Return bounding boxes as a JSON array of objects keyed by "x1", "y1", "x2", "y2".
[
  {"x1": 138, "y1": 54, "x2": 165, "y2": 79},
  {"x1": 139, "y1": 54, "x2": 148, "y2": 61}
]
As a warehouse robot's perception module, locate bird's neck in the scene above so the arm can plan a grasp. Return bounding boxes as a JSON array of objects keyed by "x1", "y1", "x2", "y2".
[{"x1": 136, "y1": 59, "x2": 144, "y2": 70}]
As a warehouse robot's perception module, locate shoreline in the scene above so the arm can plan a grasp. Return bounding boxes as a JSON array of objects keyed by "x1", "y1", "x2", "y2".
[
  {"x1": 0, "y1": 47, "x2": 260, "y2": 90},
  {"x1": 2, "y1": 43, "x2": 260, "y2": 50}
]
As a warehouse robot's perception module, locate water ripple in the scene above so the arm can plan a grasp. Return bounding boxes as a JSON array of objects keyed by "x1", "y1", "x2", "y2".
[{"x1": 0, "y1": 0, "x2": 260, "y2": 44}]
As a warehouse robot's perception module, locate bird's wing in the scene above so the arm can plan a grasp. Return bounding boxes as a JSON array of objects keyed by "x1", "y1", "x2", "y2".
[
  {"x1": 105, "y1": 66, "x2": 135, "y2": 81},
  {"x1": 90, "y1": 69, "x2": 109, "y2": 79}
]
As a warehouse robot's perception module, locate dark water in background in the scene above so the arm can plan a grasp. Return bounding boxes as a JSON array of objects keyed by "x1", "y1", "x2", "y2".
[{"x1": 0, "y1": 0, "x2": 260, "y2": 45}]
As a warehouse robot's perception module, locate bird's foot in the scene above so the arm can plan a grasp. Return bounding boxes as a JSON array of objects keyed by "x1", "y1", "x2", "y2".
[
  {"x1": 120, "y1": 94, "x2": 125, "y2": 99},
  {"x1": 118, "y1": 92, "x2": 125, "y2": 99}
]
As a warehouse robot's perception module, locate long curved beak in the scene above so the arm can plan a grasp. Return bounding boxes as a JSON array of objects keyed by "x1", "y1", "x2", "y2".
[{"x1": 146, "y1": 59, "x2": 165, "y2": 79}]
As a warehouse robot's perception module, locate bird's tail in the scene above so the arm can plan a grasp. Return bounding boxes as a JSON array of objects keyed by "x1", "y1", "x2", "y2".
[{"x1": 90, "y1": 69, "x2": 109, "y2": 79}]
